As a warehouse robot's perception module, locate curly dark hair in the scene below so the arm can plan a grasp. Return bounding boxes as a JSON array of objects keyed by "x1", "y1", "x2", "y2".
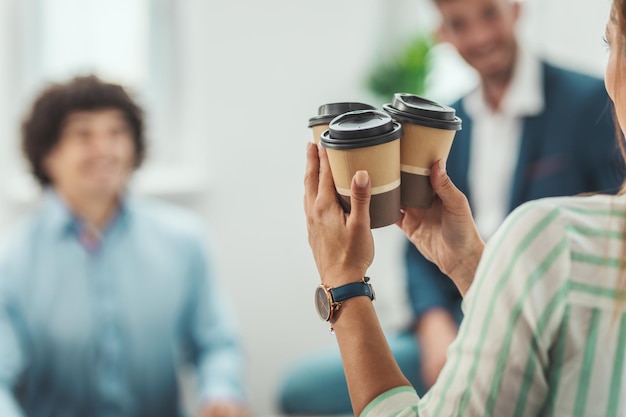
[{"x1": 21, "y1": 75, "x2": 146, "y2": 186}]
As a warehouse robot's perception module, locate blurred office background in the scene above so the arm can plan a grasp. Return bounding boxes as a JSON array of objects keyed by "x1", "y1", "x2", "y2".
[{"x1": 0, "y1": 0, "x2": 612, "y2": 414}]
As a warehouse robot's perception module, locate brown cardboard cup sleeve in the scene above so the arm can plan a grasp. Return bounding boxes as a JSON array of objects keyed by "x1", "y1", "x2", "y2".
[
  {"x1": 382, "y1": 93, "x2": 462, "y2": 208},
  {"x1": 320, "y1": 110, "x2": 403, "y2": 228}
]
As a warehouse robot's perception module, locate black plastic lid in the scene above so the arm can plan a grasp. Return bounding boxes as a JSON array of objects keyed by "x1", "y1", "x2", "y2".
[
  {"x1": 308, "y1": 102, "x2": 377, "y2": 127},
  {"x1": 320, "y1": 110, "x2": 402, "y2": 150},
  {"x1": 383, "y1": 93, "x2": 462, "y2": 130}
]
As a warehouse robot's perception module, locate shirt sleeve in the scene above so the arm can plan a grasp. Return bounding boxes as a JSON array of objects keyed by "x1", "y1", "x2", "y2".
[
  {"x1": 184, "y1": 231, "x2": 247, "y2": 405},
  {"x1": 0, "y1": 262, "x2": 26, "y2": 417},
  {"x1": 363, "y1": 200, "x2": 571, "y2": 417},
  {"x1": 361, "y1": 386, "x2": 420, "y2": 417}
]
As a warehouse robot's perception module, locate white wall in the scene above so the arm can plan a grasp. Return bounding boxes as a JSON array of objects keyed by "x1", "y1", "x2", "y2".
[
  {"x1": 523, "y1": 0, "x2": 613, "y2": 78},
  {"x1": 0, "y1": 0, "x2": 616, "y2": 415}
]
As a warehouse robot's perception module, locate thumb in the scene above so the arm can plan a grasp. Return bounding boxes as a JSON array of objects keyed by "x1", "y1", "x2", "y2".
[
  {"x1": 431, "y1": 159, "x2": 466, "y2": 210},
  {"x1": 350, "y1": 170, "x2": 371, "y2": 226}
]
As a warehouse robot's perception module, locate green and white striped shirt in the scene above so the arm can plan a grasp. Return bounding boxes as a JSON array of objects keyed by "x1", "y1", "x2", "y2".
[{"x1": 364, "y1": 194, "x2": 626, "y2": 417}]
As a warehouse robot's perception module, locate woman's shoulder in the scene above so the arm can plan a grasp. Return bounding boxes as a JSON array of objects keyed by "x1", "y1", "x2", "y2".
[
  {"x1": 489, "y1": 194, "x2": 625, "y2": 252},
  {"x1": 513, "y1": 194, "x2": 626, "y2": 225},
  {"x1": 493, "y1": 194, "x2": 626, "y2": 259}
]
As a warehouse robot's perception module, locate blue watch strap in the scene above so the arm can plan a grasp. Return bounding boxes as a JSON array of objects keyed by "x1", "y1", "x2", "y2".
[{"x1": 330, "y1": 281, "x2": 374, "y2": 303}]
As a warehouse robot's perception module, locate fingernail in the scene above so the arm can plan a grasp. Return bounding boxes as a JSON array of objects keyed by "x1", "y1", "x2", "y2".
[
  {"x1": 439, "y1": 159, "x2": 447, "y2": 175},
  {"x1": 355, "y1": 170, "x2": 368, "y2": 187}
]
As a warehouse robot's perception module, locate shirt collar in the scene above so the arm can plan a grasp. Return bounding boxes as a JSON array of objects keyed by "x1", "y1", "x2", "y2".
[
  {"x1": 464, "y1": 44, "x2": 544, "y2": 118},
  {"x1": 41, "y1": 188, "x2": 131, "y2": 238}
]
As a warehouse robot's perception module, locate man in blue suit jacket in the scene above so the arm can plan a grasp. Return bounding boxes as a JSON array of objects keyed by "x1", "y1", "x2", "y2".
[{"x1": 278, "y1": 0, "x2": 624, "y2": 414}]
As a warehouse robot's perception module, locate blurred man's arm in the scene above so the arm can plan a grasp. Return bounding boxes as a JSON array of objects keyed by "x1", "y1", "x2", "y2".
[
  {"x1": 404, "y1": 241, "x2": 461, "y2": 386},
  {"x1": 414, "y1": 308, "x2": 458, "y2": 387},
  {"x1": 0, "y1": 279, "x2": 26, "y2": 417},
  {"x1": 185, "y1": 234, "x2": 249, "y2": 417}
]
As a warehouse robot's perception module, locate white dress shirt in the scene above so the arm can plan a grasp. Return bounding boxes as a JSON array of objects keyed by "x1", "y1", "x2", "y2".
[{"x1": 464, "y1": 46, "x2": 544, "y2": 240}]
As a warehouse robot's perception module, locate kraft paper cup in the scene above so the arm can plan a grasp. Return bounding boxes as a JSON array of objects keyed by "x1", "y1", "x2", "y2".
[
  {"x1": 308, "y1": 102, "x2": 376, "y2": 144},
  {"x1": 320, "y1": 110, "x2": 403, "y2": 229},
  {"x1": 383, "y1": 93, "x2": 462, "y2": 208}
]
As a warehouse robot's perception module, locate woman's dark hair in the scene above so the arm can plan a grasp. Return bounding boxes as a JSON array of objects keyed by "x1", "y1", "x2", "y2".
[
  {"x1": 614, "y1": 0, "x2": 626, "y2": 186},
  {"x1": 21, "y1": 75, "x2": 146, "y2": 186},
  {"x1": 611, "y1": 0, "x2": 626, "y2": 308},
  {"x1": 616, "y1": 0, "x2": 626, "y2": 74}
]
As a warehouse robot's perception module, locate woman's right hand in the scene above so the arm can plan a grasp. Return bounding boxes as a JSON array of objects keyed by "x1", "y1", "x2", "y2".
[{"x1": 397, "y1": 160, "x2": 484, "y2": 296}]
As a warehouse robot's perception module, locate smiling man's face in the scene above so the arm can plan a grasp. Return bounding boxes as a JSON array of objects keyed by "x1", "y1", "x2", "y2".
[{"x1": 436, "y1": 0, "x2": 520, "y2": 82}]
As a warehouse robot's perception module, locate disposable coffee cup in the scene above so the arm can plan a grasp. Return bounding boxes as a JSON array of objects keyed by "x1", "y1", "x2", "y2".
[
  {"x1": 308, "y1": 102, "x2": 376, "y2": 144},
  {"x1": 383, "y1": 93, "x2": 462, "y2": 208},
  {"x1": 320, "y1": 110, "x2": 403, "y2": 229}
]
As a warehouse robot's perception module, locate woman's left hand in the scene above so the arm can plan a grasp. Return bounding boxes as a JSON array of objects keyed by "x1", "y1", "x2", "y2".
[{"x1": 303, "y1": 143, "x2": 374, "y2": 287}]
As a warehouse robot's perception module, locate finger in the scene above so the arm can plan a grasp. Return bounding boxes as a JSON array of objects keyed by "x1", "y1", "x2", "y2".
[
  {"x1": 348, "y1": 170, "x2": 371, "y2": 228},
  {"x1": 396, "y1": 206, "x2": 416, "y2": 230},
  {"x1": 304, "y1": 142, "x2": 320, "y2": 213},
  {"x1": 395, "y1": 208, "x2": 406, "y2": 229},
  {"x1": 430, "y1": 159, "x2": 467, "y2": 213},
  {"x1": 316, "y1": 146, "x2": 338, "y2": 207}
]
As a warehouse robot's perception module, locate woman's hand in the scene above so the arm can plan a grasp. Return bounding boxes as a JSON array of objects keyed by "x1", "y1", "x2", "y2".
[
  {"x1": 303, "y1": 143, "x2": 374, "y2": 287},
  {"x1": 397, "y1": 160, "x2": 484, "y2": 296}
]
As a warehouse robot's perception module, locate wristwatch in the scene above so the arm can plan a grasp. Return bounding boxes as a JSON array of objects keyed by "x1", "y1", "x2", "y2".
[{"x1": 314, "y1": 277, "x2": 375, "y2": 325}]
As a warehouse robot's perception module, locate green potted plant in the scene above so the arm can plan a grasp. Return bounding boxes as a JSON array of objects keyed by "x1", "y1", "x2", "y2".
[{"x1": 366, "y1": 32, "x2": 434, "y2": 103}]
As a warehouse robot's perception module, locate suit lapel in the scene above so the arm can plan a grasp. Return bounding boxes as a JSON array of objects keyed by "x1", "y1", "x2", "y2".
[
  {"x1": 448, "y1": 102, "x2": 472, "y2": 201},
  {"x1": 509, "y1": 115, "x2": 544, "y2": 209},
  {"x1": 508, "y1": 63, "x2": 550, "y2": 210}
]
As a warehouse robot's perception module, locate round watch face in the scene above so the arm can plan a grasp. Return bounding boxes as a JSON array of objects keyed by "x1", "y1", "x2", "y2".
[{"x1": 315, "y1": 286, "x2": 332, "y2": 321}]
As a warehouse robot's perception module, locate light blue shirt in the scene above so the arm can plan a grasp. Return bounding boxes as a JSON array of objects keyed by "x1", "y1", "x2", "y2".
[{"x1": 0, "y1": 190, "x2": 246, "y2": 417}]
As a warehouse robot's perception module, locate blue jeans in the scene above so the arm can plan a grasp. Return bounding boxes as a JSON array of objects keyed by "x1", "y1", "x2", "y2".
[{"x1": 277, "y1": 332, "x2": 427, "y2": 415}]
